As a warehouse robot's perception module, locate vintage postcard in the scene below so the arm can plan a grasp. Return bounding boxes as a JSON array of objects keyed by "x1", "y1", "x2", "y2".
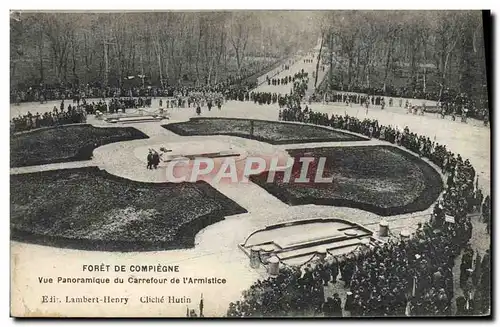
[{"x1": 10, "y1": 10, "x2": 491, "y2": 318}]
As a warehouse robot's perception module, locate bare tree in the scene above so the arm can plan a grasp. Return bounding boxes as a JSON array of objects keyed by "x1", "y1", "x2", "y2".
[
  {"x1": 435, "y1": 12, "x2": 464, "y2": 100},
  {"x1": 229, "y1": 12, "x2": 252, "y2": 75},
  {"x1": 43, "y1": 13, "x2": 74, "y2": 84}
]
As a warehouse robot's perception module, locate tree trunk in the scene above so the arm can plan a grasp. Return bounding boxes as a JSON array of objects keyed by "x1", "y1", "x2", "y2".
[
  {"x1": 347, "y1": 56, "x2": 353, "y2": 88},
  {"x1": 383, "y1": 35, "x2": 395, "y2": 88},
  {"x1": 423, "y1": 67, "x2": 427, "y2": 94},
  {"x1": 235, "y1": 51, "x2": 241, "y2": 75},
  {"x1": 195, "y1": 24, "x2": 202, "y2": 86},
  {"x1": 363, "y1": 49, "x2": 370, "y2": 88},
  {"x1": 72, "y1": 36, "x2": 78, "y2": 86},
  {"x1": 439, "y1": 41, "x2": 456, "y2": 100},
  {"x1": 153, "y1": 38, "x2": 163, "y2": 88},
  {"x1": 104, "y1": 42, "x2": 109, "y2": 88},
  {"x1": 314, "y1": 32, "x2": 324, "y2": 88},
  {"x1": 169, "y1": 38, "x2": 176, "y2": 84},
  {"x1": 354, "y1": 47, "x2": 361, "y2": 86},
  {"x1": 328, "y1": 32, "x2": 333, "y2": 91},
  {"x1": 140, "y1": 53, "x2": 145, "y2": 88},
  {"x1": 214, "y1": 30, "x2": 225, "y2": 84},
  {"x1": 84, "y1": 32, "x2": 90, "y2": 84},
  {"x1": 38, "y1": 31, "x2": 44, "y2": 85}
]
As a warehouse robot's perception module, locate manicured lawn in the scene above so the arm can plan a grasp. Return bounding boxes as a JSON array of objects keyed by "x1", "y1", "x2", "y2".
[
  {"x1": 10, "y1": 167, "x2": 247, "y2": 251},
  {"x1": 250, "y1": 145, "x2": 443, "y2": 216},
  {"x1": 10, "y1": 124, "x2": 149, "y2": 167},
  {"x1": 163, "y1": 118, "x2": 367, "y2": 144}
]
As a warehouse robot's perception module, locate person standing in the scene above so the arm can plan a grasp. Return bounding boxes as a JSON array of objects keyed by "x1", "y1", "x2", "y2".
[
  {"x1": 332, "y1": 293, "x2": 343, "y2": 317},
  {"x1": 483, "y1": 109, "x2": 489, "y2": 126},
  {"x1": 460, "y1": 247, "x2": 474, "y2": 289},
  {"x1": 323, "y1": 297, "x2": 335, "y2": 317},
  {"x1": 147, "y1": 150, "x2": 153, "y2": 169},
  {"x1": 152, "y1": 150, "x2": 160, "y2": 169},
  {"x1": 330, "y1": 258, "x2": 339, "y2": 283},
  {"x1": 472, "y1": 251, "x2": 482, "y2": 287}
]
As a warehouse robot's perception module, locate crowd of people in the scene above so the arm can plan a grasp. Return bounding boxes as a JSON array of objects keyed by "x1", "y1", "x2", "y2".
[
  {"x1": 249, "y1": 91, "x2": 305, "y2": 109},
  {"x1": 311, "y1": 89, "x2": 489, "y2": 125},
  {"x1": 266, "y1": 70, "x2": 309, "y2": 89},
  {"x1": 321, "y1": 92, "x2": 392, "y2": 108},
  {"x1": 249, "y1": 70, "x2": 310, "y2": 106},
  {"x1": 10, "y1": 88, "x2": 231, "y2": 133},
  {"x1": 107, "y1": 97, "x2": 153, "y2": 112},
  {"x1": 259, "y1": 56, "x2": 300, "y2": 85},
  {"x1": 291, "y1": 72, "x2": 310, "y2": 99},
  {"x1": 11, "y1": 102, "x2": 87, "y2": 133},
  {"x1": 317, "y1": 82, "x2": 473, "y2": 106},
  {"x1": 314, "y1": 82, "x2": 488, "y2": 122},
  {"x1": 10, "y1": 54, "x2": 286, "y2": 105},
  {"x1": 227, "y1": 105, "x2": 490, "y2": 318}
]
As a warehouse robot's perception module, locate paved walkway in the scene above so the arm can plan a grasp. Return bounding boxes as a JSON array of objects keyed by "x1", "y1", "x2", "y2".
[{"x1": 251, "y1": 52, "x2": 322, "y2": 96}]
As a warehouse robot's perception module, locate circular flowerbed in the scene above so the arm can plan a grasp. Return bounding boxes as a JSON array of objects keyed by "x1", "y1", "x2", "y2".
[
  {"x1": 163, "y1": 117, "x2": 367, "y2": 144},
  {"x1": 10, "y1": 124, "x2": 149, "y2": 167},
  {"x1": 10, "y1": 167, "x2": 247, "y2": 251},
  {"x1": 250, "y1": 145, "x2": 443, "y2": 216}
]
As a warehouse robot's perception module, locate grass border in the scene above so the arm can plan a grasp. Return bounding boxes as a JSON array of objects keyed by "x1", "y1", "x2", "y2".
[
  {"x1": 162, "y1": 117, "x2": 368, "y2": 145},
  {"x1": 10, "y1": 124, "x2": 150, "y2": 167},
  {"x1": 250, "y1": 145, "x2": 443, "y2": 216},
  {"x1": 10, "y1": 166, "x2": 247, "y2": 252}
]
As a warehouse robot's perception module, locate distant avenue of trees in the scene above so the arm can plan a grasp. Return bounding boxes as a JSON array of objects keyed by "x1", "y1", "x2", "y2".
[
  {"x1": 10, "y1": 11, "x2": 319, "y2": 89},
  {"x1": 317, "y1": 11, "x2": 488, "y2": 104},
  {"x1": 10, "y1": 10, "x2": 489, "y2": 108}
]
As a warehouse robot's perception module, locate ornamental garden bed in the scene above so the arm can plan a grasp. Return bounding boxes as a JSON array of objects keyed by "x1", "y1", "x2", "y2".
[
  {"x1": 10, "y1": 167, "x2": 247, "y2": 251},
  {"x1": 10, "y1": 124, "x2": 149, "y2": 167},
  {"x1": 162, "y1": 118, "x2": 367, "y2": 144},
  {"x1": 250, "y1": 145, "x2": 443, "y2": 216}
]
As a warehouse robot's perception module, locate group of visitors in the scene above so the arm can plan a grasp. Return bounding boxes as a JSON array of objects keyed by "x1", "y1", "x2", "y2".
[
  {"x1": 107, "y1": 97, "x2": 153, "y2": 113},
  {"x1": 315, "y1": 90, "x2": 489, "y2": 125},
  {"x1": 11, "y1": 102, "x2": 86, "y2": 133},
  {"x1": 10, "y1": 54, "x2": 288, "y2": 105},
  {"x1": 250, "y1": 92, "x2": 303, "y2": 109},
  {"x1": 146, "y1": 149, "x2": 162, "y2": 169},
  {"x1": 266, "y1": 70, "x2": 310, "y2": 88},
  {"x1": 292, "y1": 73, "x2": 309, "y2": 100},
  {"x1": 315, "y1": 82, "x2": 487, "y2": 121},
  {"x1": 322, "y1": 92, "x2": 391, "y2": 108},
  {"x1": 227, "y1": 105, "x2": 490, "y2": 317},
  {"x1": 318, "y1": 83, "x2": 460, "y2": 105}
]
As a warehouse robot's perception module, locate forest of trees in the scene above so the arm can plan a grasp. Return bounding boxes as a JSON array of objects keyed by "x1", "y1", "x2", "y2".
[
  {"x1": 10, "y1": 10, "x2": 489, "y2": 106},
  {"x1": 10, "y1": 11, "x2": 319, "y2": 89},
  {"x1": 317, "y1": 10, "x2": 488, "y2": 103}
]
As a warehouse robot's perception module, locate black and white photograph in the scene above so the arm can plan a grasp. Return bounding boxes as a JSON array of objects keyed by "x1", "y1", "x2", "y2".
[{"x1": 9, "y1": 9, "x2": 492, "y2": 318}]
